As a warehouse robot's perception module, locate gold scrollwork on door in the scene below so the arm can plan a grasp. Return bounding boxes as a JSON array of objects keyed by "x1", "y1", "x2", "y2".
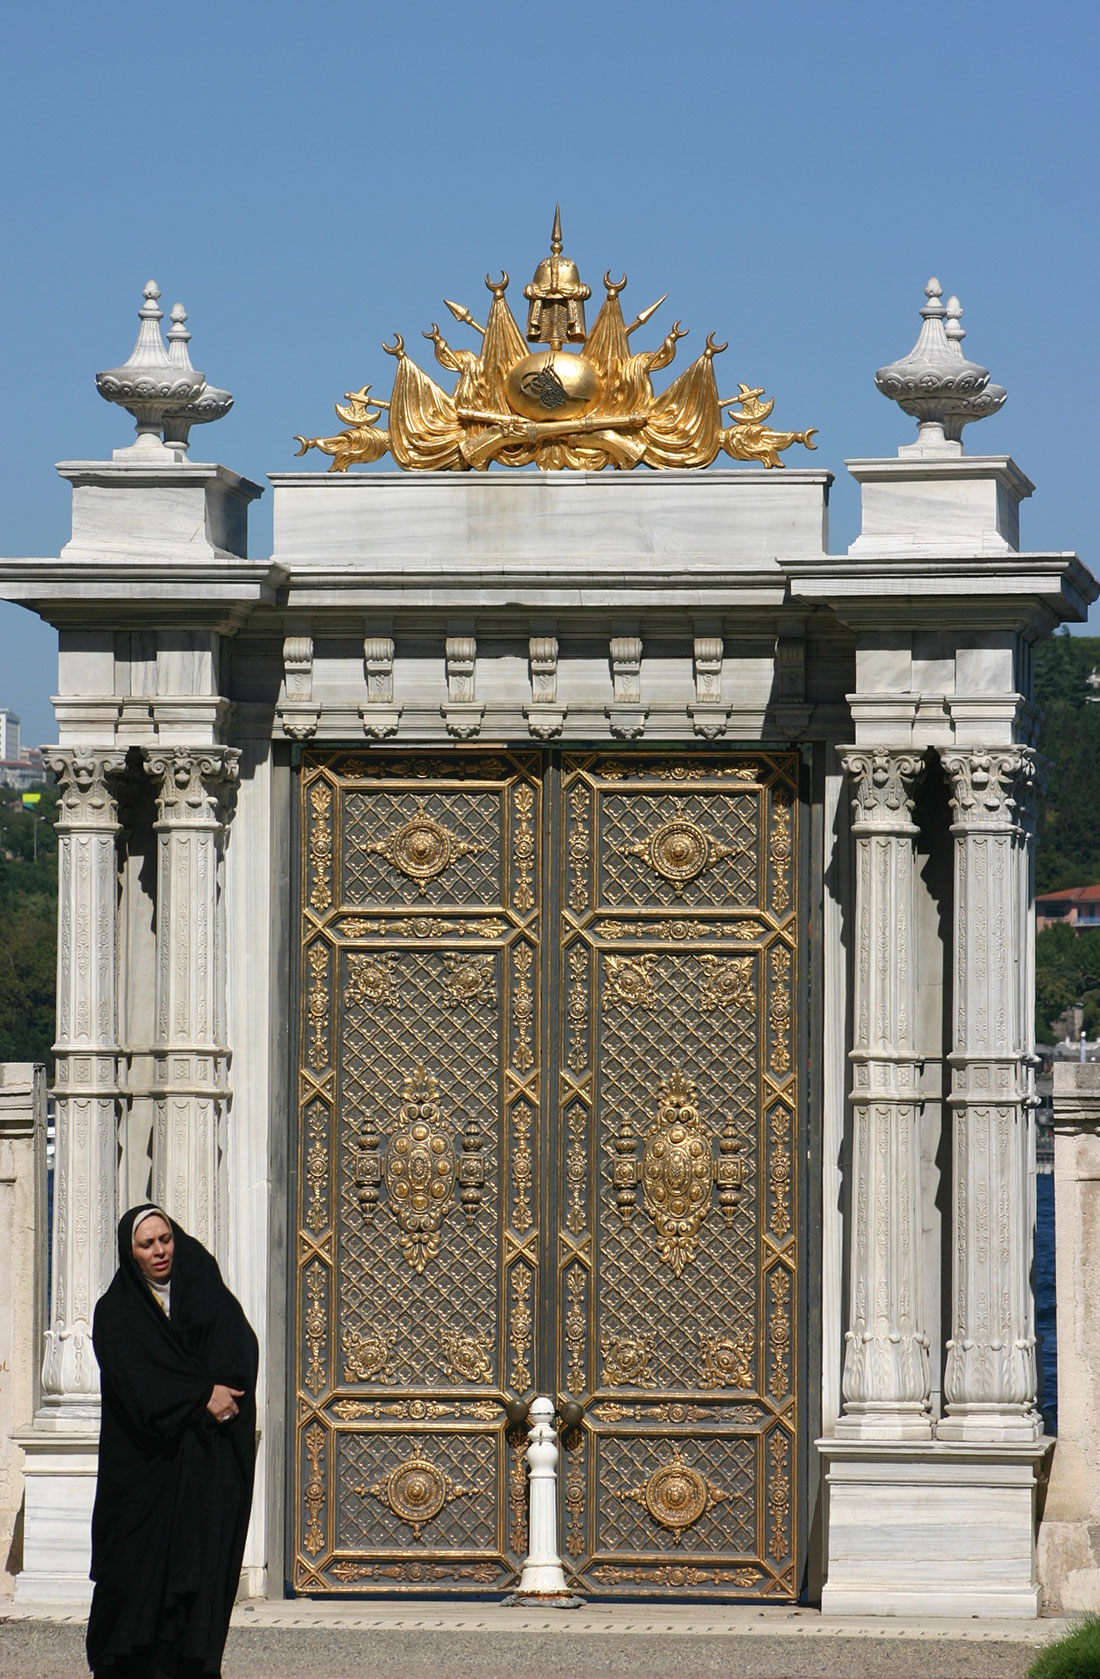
[
  {"x1": 342, "y1": 1323, "x2": 397, "y2": 1383},
  {"x1": 698, "y1": 954, "x2": 753, "y2": 1012},
  {"x1": 698, "y1": 1327, "x2": 754, "y2": 1389},
  {"x1": 619, "y1": 804, "x2": 735, "y2": 896},
  {"x1": 345, "y1": 951, "x2": 398, "y2": 1009},
  {"x1": 303, "y1": 1422, "x2": 327, "y2": 1555},
  {"x1": 601, "y1": 1330, "x2": 656, "y2": 1388},
  {"x1": 441, "y1": 952, "x2": 494, "y2": 1009},
  {"x1": 619, "y1": 1443, "x2": 730, "y2": 1540},
  {"x1": 439, "y1": 1325, "x2": 492, "y2": 1383},
  {"x1": 603, "y1": 953, "x2": 659, "y2": 1011},
  {"x1": 359, "y1": 1455, "x2": 472, "y2": 1541},
  {"x1": 611, "y1": 1071, "x2": 745, "y2": 1277},
  {"x1": 354, "y1": 1064, "x2": 487, "y2": 1272},
  {"x1": 365, "y1": 804, "x2": 482, "y2": 893}
]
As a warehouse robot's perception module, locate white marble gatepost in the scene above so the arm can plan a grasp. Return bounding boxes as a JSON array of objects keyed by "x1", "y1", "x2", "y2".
[
  {"x1": 14, "y1": 747, "x2": 126, "y2": 1601},
  {"x1": 938, "y1": 748, "x2": 1042, "y2": 1443},
  {"x1": 836, "y1": 749, "x2": 931, "y2": 1439},
  {"x1": 821, "y1": 740, "x2": 1049, "y2": 1616},
  {"x1": 1038, "y1": 1064, "x2": 1100, "y2": 1610},
  {"x1": 143, "y1": 747, "x2": 239, "y2": 1257}
]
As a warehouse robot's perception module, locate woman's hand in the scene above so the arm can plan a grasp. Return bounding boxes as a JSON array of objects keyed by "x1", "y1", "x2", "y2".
[{"x1": 207, "y1": 1384, "x2": 245, "y2": 1424}]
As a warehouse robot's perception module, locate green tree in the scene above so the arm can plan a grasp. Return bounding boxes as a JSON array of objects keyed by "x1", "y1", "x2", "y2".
[
  {"x1": 0, "y1": 781, "x2": 59, "y2": 1068},
  {"x1": 1035, "y1": 632, "x2": 1100, "y2": 893}
]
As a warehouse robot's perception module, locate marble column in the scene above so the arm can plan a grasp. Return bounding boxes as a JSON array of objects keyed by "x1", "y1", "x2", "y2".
[
  {"x1": 143, "y1": 747, "x2": 239, "y2": 1256},
  {"x1": 938, "y1": 747, "x2": 1041, "y2": 1441},
  {"x1": 837, "y1": 749, "x2": 932, "y2": 1439},
  {"x1": 40, "y1": 748, "x2": 126, "y2": 1408}
]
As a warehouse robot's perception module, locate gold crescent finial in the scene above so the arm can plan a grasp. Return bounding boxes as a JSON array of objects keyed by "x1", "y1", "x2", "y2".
[
  {"x1": 382, "y1": 333, "x2": 405, "y2": 358},
  {"x1": 603, "y1": 271, "x2": 627, "y2": 298},
  {"x1": 484, "y1": 270, "x2": 509, "y2": 296},
  {"x1": 551, "y1": 203, "x2": 563, "y2": 256}
]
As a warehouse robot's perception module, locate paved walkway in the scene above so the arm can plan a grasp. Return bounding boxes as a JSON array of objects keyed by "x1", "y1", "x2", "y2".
[{"x1": 0, "y1": 1598, "x2": 1072, "y2": 1679}]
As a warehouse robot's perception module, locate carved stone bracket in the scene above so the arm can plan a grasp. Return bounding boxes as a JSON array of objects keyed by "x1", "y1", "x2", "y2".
[
  {"x1": 443, "y1": 628, "x2": 484, "y2": 738},
  {"x1": 607, "y1": 632, "x2": 648, "y2": 739},
  {"x1": 361, "y1": 628, "x2": 402, "y2": 739},
  {"x1": 525, "y1": 632, "x2": 566, "y2": 737},
  {"x1": 278, "y1": 630, "x2": 321, "y2": 739}
]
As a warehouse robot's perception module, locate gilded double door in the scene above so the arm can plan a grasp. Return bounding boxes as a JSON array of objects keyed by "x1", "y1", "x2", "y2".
[{"x1": 294, "y1": 749, "x2": 801, "y2": 1598}]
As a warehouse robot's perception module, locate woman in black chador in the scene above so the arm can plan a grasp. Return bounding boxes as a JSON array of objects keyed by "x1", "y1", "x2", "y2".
[{"x1": 86, "y1": 1205, "x2": 259, "y2": 1679}]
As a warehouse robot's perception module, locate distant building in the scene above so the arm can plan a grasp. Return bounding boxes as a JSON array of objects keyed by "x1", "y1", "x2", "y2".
[
  {"x1": 1036, "y1": 883, "x2": 1100, "y2": 932},
  {"x1": 0, "y1": 707, "x2": 19, "y2": 762},
  {"x1": 0, "y1": 743, "x2": 44, "y2": 792}
]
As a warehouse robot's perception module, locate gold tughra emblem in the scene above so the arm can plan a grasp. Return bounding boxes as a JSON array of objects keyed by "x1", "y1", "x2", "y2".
[{"x1": 294, "y1": 207, "x2": 817, "y2": 474}]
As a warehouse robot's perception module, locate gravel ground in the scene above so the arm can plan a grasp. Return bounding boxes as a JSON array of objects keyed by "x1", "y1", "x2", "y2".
[{"x1": 0, "y1": 1617, "x2": 1055, "y2": 1679}]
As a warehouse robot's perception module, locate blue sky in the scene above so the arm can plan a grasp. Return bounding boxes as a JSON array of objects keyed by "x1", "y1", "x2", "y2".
[{"x1": 1, "y1": 0, "x2": 1097, "y2": 746}]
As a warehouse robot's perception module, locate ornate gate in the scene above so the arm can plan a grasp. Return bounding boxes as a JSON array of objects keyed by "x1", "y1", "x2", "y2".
[{"x1": 294, "y1": 749, "x2": 801, "y2": 1598}]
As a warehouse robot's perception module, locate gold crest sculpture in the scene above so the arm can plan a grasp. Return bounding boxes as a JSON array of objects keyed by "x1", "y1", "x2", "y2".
[{"x1": 294, "y1": 209, "x2": 817, "y2": 473}]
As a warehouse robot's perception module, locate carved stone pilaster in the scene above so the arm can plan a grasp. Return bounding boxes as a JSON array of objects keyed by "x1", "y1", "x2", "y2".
[
  {"x1": 837, "y1": 748, "x2": 931, "y2": 1439},
  {"x1": 143, "y1": 746, "x2": 239, "y2": 1255},
  {"x1": 41, "y1": 748, "x2": 127, "y2": 1406},
  {"x1": 938, "y1": 747, "x2": 1041, "y2": 1441}
]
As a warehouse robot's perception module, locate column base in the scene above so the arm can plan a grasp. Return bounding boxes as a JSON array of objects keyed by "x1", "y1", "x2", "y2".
[
  {"x1": 937, "y1": 1409, "x2": 1043, "y2": 1443},
  {"x1": 12, "y1": 1415, "x2": 98, "y2": 1603},
  {"x1": 835, "y1": 1407, "x2": 933, "y2": 1442},
  {"x1": 818, "y1": 1436, "x2": 1052, "y2": 1617}
]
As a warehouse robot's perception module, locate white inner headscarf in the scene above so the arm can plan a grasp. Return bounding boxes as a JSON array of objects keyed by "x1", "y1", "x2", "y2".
[{"x1": 130, "y1": 1205, "x2": 173, "y2": 1315}]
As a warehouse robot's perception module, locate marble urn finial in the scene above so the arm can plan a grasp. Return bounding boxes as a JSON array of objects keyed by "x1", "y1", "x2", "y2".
[
  {"x1": 163, "y1": 303, "x2": 234, "y2": 450},
  {"x1": 95, "y1": 281, "x2": 205, "y2": 460},
  {"x1": 875, "y1": 277, "x2": 1006, "y2": 457}
]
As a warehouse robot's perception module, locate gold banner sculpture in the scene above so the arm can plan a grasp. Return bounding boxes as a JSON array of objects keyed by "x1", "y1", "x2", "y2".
[{"x1": 294, "y1": 209, "x2": 817, "y2": 473}]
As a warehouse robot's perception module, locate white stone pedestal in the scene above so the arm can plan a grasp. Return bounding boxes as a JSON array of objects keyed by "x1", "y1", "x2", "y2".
[
  {"x1": 819, "y1": 1439, "x2": 1051, "y2": 1616},
  {"x1": 12, "y1": 1419, "x2": 96, "y2": 1602}
]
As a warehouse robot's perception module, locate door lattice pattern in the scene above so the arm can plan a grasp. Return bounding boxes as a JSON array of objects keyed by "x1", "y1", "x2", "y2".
[{"x1": 294, "y1": 748, "x2": 800, "y2": 1600}]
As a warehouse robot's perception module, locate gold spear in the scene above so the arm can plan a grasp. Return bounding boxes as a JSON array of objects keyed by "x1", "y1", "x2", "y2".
[
  {"x1": 624, "y1": 294, "x2": 669, "y2": 336},
  {"x1": 444, "y1": 299, "x2": 486, "y2": 337}
]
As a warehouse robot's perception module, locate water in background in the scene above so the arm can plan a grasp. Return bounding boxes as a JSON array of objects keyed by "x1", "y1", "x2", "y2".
[{"x1": 1036, "y1": 1170, "x2": 1057, "y2": 1434}]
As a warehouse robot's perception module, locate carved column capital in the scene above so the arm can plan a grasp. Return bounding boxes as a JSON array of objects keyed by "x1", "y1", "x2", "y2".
[
  {"x1": 143, "y1": 745, "x2": 240, "y2": 824},
  {"x1": 840, "y1": 748, "x2": 924, "y2": 830},
  {"x1": 939, "y1": 746, "x2": 1038, "y2": 832},
  {"x1": 45, "y1": 747, "x2": 127, "y2": 828}
]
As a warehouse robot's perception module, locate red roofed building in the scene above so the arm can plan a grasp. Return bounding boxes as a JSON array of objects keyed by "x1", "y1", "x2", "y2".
[{"x1": 1036, "y1": 883, "x2": 1100, "y2": 932}]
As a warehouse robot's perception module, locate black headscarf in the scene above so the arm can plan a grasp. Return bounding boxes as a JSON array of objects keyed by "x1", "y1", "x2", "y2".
[{"x1": 86, "y1": 1206, "x2": 259, "y2": 1677}]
